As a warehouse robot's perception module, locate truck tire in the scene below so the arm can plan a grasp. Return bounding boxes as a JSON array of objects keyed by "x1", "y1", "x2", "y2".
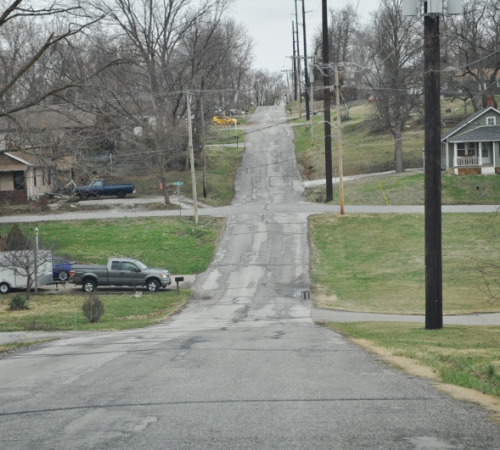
[
  {"x1": 117, "y1": 191, "x2": 126, "y2": 199},
  {"x1": 0, "y1": 282, "x2": 10, "y2": 294},
  {"x1": 79, "y1": 193, "x2": 88, "y2": 200},
  {"x1": 146, "y1": 279, "x2": 159, "y2": 292},
  {"x1": 82, "y1": 279, "x2": 97, "y2": 293}
]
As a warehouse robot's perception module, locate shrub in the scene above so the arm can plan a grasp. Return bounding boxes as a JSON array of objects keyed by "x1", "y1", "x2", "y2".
[
  {"x1": 9, "y1": 294, "x2": 29, "y2": 310},
  {"x1": 82, "y1": 294, "x2": 105, "y2": 323}
]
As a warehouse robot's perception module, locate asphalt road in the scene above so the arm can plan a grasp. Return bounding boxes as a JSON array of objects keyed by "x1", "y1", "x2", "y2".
[{"x1": 1, "y1": 106, "x2": 500, "y2": 449}]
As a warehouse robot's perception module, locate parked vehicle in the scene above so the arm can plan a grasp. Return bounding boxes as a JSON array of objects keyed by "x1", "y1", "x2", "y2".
[
  {"x1": 69, "y1": 257, "x2": 171, "y2": 293},
  {"x1": 212, "y1": 115, "x2": 237, "y2": 126},
  {"x1": 0, "y1": 251, "x2": 53, "y2": 294},
  {"x1": 52, "y1": 257, "x2": 76, "y2": 282},
  {"x1": 74, "y1": 179, "x2": 136, "y2": 200}
]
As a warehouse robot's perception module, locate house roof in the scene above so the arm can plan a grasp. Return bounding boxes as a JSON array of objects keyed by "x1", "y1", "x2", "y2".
[
  {"x1": 448, "y1": 126, "x2": 500, "y2": 143},
  {"x1": 441, "y1": 106, "x2": 500, "y2": 141},
  {"x1": 0, "y1": 105, "x2": 95, "y2": 131},
  {"x1": 0, "y1": 151, "x2": 51, "y2": 171}
]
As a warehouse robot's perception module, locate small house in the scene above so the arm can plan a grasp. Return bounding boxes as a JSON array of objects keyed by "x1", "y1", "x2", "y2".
[
  {"x1": 0, "y1": 151, "x2": 56, "y2": 204},
  {"x1": 441, "y1": 105, "x2": 500, "y2": 175}
]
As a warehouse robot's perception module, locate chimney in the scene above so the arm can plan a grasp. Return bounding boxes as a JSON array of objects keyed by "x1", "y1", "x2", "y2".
[{"x1": 486, "y1": 95, "x2": 493, "y2": 107}]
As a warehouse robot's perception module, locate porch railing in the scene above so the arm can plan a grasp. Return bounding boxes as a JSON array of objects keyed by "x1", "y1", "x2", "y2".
[{"x1": 456, "y1": 156, "x2": 479, "y2": 166}]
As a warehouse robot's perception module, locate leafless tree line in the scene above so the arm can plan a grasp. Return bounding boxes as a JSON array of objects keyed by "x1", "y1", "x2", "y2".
[
  {"x1": 309, "y1": 0, "x2": 500, "y2": 173},
  {"x1": 0, "y1": 0, "x2": 290, "y2": 203}
]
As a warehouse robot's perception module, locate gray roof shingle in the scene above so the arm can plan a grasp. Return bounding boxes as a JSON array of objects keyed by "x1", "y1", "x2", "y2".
[
  {"x1": 448, "y1": 126, "x2": 500, "y2": 143},
  {"x1": 441, "y1": 106, "x2": 500, "y2": 141}
]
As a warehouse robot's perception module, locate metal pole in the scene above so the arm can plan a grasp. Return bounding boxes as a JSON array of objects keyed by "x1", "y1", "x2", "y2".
[
  {"x1": 335, "y1": 67, "x2": 344, "y2": 215},
  {"x1": 295, "y1": 0, "x2": 302, "y2": 118},
  {"x1": 322, "y1": 0, "x2": 333, "y2": 202},
  {"x1": 301, "y1": 0, "x2": 310, "y2": 120},
  {"x1": 34, "y1": 227, "x2": 39, "y2": 295},
  {"x1": 424, "y1": 14, "x2": 443, "y2": 329},
  {"x1": 186, "y1": 93, "x2": 198, "y2": 224}
]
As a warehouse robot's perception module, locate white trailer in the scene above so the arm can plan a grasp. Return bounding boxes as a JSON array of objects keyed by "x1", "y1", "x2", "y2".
[{"x1": 0, "y1": 251, "x2": 53, "y2": 294}]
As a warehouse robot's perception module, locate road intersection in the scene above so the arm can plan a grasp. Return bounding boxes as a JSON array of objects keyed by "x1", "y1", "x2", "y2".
[{"x1": 0, "y1": 106, "x2": 499, "y2": 448}]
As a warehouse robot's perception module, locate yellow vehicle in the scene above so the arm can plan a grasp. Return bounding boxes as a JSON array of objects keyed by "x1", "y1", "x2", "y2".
[{"x1": 212, "y1": 115, "x2": 237, "y2": 126}]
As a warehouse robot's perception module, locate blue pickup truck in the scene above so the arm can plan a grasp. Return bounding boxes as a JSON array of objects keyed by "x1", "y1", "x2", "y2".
[{"x1": 74, "y1": 180, "x2": 136, "y2": 200}]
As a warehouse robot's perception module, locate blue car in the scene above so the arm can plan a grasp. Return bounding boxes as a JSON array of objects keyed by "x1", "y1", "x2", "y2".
[{"x1": 52, "y1": 257, "x2": 76, "y2": 282}]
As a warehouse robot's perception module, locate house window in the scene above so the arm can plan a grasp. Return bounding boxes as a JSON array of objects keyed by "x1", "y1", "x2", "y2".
[
  {"x1": 42, "y1": 169, "x2": 46, "y2": 186},
  {"x1": 486, "y1": 117, "x2": 496, "y2": 126},
  {"x1": 457, "y1": 143, "x2": 465, "y2": 156},
  {"x1": 467, "y1": 142, "x2": 476, "y2": 155},
  {"x1": 13, "y1": 171, "x2": 24, "y2": 190},
  {"x1": 33, "y1": 168, "x2": 37, "y2": 187}
]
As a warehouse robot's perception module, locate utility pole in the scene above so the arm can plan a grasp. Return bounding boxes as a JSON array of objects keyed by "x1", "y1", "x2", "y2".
[
  {"x1": 335, "y1": 67, "x2": 344, "y2": 215},
  {"x1": 301, "y1": 0, "x2": 310, "y2": 120},
  {"x1": 403, "y1": 0, "x2": 462, "y2": 329},
  {"x1": 322, "y1": 0, "x2": 333, "y2": 202},
  {"x1": 310, "y1": 57, "x2": 315, "y2": 145},
  {"x1": 292, "y1": 21, "x2": 297, "y2": 102},
  {"x1": 424, "y1": 12, "x2": 442, "y2": 329},
  {"x1": 34, "y1": 227, "x2": 39, "y2": 295},
  {"x1": 294, "y1": 0, "x2": 302, "y2": 118},
  {"x1": 186, "y1": 92, "x2": 198, "y2": 224},
  {"x1": 200, "y1": 94, "x2": 207, "y2": 198}
]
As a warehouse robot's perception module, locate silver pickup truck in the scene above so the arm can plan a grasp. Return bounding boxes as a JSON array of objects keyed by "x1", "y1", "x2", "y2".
[{"x1": 69, "y1": 258, "x2": 171, "y2": 293}]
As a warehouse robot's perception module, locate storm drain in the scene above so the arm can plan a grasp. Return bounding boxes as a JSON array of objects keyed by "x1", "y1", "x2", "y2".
[{"x1": 301, "y1": 290, "x2": 311, "y2": 300}]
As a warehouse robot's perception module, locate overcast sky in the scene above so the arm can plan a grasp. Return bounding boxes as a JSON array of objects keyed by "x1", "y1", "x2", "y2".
[{"x1": 229, "y1": 0, "x2": 380, "y2": 73}]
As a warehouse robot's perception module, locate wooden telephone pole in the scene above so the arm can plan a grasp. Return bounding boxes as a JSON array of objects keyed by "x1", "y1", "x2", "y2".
[{"x1": 322, "y1": 0, "x2": 332, "y2": 202}]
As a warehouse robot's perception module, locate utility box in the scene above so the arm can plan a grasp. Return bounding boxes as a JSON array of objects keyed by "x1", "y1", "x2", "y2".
[
  {"x1": 402, "y1": 0, "x2": 462, "y2": 16},
  {"x1": 402, "y1": 0, "x2": 418, "y2": 16},
  {"x1": 447, "y1": 0, "x2": 462, "y2": 15},
  {"x1": 424, "y1": 0, "x2": 443, "y2": 14}
]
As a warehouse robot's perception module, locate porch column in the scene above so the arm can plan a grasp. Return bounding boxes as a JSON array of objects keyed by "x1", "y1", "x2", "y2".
[
  {"x1": 453, "y1": 142, "x2": 457, "y2": 167},
  {"x1": 479, "y1": 142, "x2": 483, "y2": 166}
]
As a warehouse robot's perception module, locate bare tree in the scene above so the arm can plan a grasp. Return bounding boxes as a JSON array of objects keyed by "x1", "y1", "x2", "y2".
[
  {"x1": 248, "y1": 69, "x2": 288, "y2": 106},
  {"x1": 364, "y1": 0, "x2": 422, "y2": 173},
  {"x1": 0, "y1": 224, "x2": 52, "y2": 300},
  {"x1": 311, "y1": 4, "x2": 358, "y2": 100},
  {"x1": 0, "y1": 1, "x2": 108, "y2": 118},
  {"x1": 447, "y1": 0, "x2": 500, "y2": 110}
]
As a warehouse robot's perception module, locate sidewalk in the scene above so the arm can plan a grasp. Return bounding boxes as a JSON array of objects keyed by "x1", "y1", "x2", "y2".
[{"x1": 311, "y1": 307, "x2": 500, "y2": 325}]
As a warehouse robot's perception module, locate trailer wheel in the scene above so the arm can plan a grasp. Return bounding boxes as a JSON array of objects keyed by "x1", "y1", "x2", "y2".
[
  {"x1": 0, "y1": 282, "x2": 10, "y2": 294},
  {"x1": 82, "y1": 279, "x2": 97, "y2": 293}
]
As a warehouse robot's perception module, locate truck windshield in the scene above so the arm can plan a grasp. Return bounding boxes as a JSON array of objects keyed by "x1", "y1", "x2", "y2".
[{"x1": 136, "y1": 261, "x2": 148, "y2": 270}]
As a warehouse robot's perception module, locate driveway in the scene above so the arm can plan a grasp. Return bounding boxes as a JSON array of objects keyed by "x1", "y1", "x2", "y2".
[{"x1": 0, "y1": 106, "x2": 499, "y2": 449}]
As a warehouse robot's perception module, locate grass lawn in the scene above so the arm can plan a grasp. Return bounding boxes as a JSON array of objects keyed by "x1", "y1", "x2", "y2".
[
  {"x1": 293, "y1": 101, "x2": 424, "y2": 181},
  {"x1": 0, "y1": 216, "x2": 224, "y2": 274},
  {"x1": 328, "y1": 322, "x2": 500, "y2": 400},
  {"x1": 310, "y1": 213, "x2": 500, "y2": 314},
  {"x1": 305, "y1": 171, "x2": 500, "y2": 206},
  {"x1": 127, "y1": 144, "x2": 244, "y2": 207},
  {"x1": 0, "y1": 290, "x2": 190, "y2": 332}
]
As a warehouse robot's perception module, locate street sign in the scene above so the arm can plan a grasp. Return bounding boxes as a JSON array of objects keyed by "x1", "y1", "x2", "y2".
[{"x1": 173, "y1": 181, "x2": 183, "y2": 186}]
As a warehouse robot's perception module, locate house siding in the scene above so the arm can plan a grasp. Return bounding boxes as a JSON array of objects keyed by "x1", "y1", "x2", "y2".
[{"x1": 0, "y1": 172, "x2": 14, "y2": 191}]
